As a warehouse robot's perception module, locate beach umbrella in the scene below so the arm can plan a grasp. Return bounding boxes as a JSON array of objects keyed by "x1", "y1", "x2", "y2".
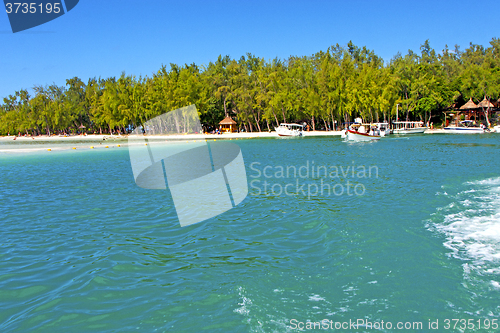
[{"x1": 78, "y1": 124, "x2": 86, "y2": 129}]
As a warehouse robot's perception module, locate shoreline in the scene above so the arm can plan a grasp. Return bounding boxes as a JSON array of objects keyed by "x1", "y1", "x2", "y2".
[
  {"x1": 0, "y1": 128, "x2": 454, "y2": 143},
  {"x1": 0, "y1": 130, "x2": 342, "y2": 142},
  {"x1": 0, "y1": 129, "x2": 487, "y2": 154},
  {"x1": 0, "y1": 131, "x2": 341, "y2": 153}
]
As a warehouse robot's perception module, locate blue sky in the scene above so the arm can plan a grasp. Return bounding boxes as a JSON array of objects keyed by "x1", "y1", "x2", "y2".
[{"x1": 1, "y1": 0, "x2": 498, "y2": 100}]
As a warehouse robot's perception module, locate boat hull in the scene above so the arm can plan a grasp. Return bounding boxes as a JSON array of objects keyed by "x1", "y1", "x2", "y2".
[
  {"x1": 277, "y1": 133, "x2": 302, "y2": 137},
  {"x1": 346, "y1": 130, "x2": 380, "y2": 142},
  {"x1": 276, "y1": 131, "x2": 302, "y2": 137},
  {"x1": 275, "y1": 128, "x2": 302, "y2": 137},
  {"x1": 443, "y1": 127, "x2": 484, "y2": 134}
]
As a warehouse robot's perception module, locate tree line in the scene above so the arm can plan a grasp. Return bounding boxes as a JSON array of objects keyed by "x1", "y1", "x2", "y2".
[{"x1": 1, "y1": 38, "x2": 499, "y2": 135}]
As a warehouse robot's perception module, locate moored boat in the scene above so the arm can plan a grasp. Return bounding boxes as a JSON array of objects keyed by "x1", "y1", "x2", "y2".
[
  {"x1": 392, "y1": 121, "x2": 427, "y2": 134},
  {"x1": 444, "y1": 120, "x2": 485, "y2": 133},
  {"x1": 275, "y1": 123, "x2": 304, "y2": 137},
  {"x1": 372, "y1": 122, "x2": 391, "y2": 136}
]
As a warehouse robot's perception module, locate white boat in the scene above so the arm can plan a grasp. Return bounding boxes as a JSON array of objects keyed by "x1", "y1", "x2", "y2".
[
  {"x1": 345, "y1": 124, "x2": 381, "y2": 142},
  {"x1": 493, "y1": 125, "x2": 500, "y2": 133},
  {"x1": 275, "y1": 123, "x2": 304, "y2": 136},
  {"x1": 444, "y1": 120, "x2": 485, "y2": 133},
  {"x1": 372, "y1": 122, "x2": 391, "y2": 136},
  {"x1": 392, "y1": 121, "x2": 427, "y2": 134}
]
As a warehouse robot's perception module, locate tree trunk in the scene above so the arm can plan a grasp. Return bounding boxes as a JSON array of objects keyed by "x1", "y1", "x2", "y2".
[
  {"x1": 247, "y1": 119, "x2": 253, "y2": 132},
  {"x1": 484, "y1": 108, "x2": 491, "y2": 128},
  {"x1": 281, "y1": 105, "x2": 287, "y2": 123},
  {"x1": 271, "y1": 106, "x2": 279, "y2": 127},
  {"x1": 223, "y1": 98, "x2": 227, "y2": 117},
  {"x1": 44, "y1": 116, "x2": 51, "y2": 136},
  {"x1": 253, "y1": 114, "x2": 261, "y2": 132},
  {"x1": 312, "y1": 115, "x2": 316, "y2": 131},
  {"x1": 404, "y1": 90, "x2": 409, "y2": 121}
]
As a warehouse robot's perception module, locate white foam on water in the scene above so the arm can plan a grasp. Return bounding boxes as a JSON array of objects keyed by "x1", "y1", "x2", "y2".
[
  {"x1": 233, "y1": 286, "x2": 292, "y2": 333},
  {"x1": 234, "y1": 286, "x2": 252, "y2": 316},
  {"x1": 431, "y1": 177, "x2": 500, "y2": 277},
  {"x1": 308, "y1": 294, "x2": 325, "y2": 302}
]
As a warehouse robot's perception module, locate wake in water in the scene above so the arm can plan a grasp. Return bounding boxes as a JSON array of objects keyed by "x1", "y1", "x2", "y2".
[{"x1": 429, "y1": 177, "x2": 500, "y2": 288}]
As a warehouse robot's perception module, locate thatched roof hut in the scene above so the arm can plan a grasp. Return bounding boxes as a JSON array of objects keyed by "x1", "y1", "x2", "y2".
[
  {"x1": 460, "y1": 98, "x2": 478, "y2": 109},
  {"x1": 478, "y1": 97, "x2": 494, "y2": 109},
  {"x1": 219, "y1": 117, "x2": 237, "y2": 133},
  {"x1": 219, "y1": 117, "x2": 237, "y2": 125}
]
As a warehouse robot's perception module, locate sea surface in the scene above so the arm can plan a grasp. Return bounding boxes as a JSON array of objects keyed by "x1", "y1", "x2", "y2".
[{"x1": 1, "y1": 134, "x2": 500, "y2": 332}]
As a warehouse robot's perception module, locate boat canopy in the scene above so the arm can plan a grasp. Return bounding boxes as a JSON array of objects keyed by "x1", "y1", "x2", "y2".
[
  {"x1": 460, "y1": 120, "x2": 479, "y2": 127},
  {"x1": 278, "y1": 123, "x2": 304, "y2": 128},
  {"x1": 392, "y1": 121, "x2": 425, "y2": 128}
]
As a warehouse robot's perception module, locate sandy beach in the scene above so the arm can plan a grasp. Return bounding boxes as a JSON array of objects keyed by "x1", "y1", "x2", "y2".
[
  {"x1": 0, "y1": 131, "x2": 342, "y2": 152},
  {"x1": 0, "y1": 130, "x2": 342, "y2": 141},
  {"x1": 0, "y1": 129, "x2": 459, "y2": 153}
]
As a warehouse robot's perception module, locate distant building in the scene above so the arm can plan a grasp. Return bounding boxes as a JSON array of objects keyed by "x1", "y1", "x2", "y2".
[{"x1": 446, "y1": 97, "x2": 499, "y2": 126}]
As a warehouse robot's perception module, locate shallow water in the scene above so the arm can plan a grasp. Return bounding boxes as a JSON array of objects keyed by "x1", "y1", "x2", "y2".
[{"x1": 1, "y1": 133, "x2": 500, "y2": 332}]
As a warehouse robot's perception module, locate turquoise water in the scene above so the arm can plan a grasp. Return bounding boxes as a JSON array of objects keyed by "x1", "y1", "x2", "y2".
[{"x1": 1, "y1": 134, "x2": 500, "y2": 332}]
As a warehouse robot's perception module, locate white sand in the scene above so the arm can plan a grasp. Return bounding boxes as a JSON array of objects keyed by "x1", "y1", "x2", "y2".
[
  {"x1": 0, "y1": 131, "x2": 341, "y2": 153},
  {"x1": 0, "y1": 131, "x2": 342, "y2": 143},
  {"x1": 0, "y1": 134, "x2": 125, "y2": 142},
  {"x1": 0, "y1": 129, "x2": 470, "y2": 153}
]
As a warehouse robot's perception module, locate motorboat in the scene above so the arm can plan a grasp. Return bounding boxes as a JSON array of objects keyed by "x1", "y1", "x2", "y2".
[
  {"x1": 345, "y1": 124, "x2": 381, "y2": 142},
  {"x1": 275, "y1": 123, "x2": 304, "y2": 137},
  {"x1": 444, "y1": 120, "x2": 485, "y2": 133},
  {"x1": 392, "y1": 121, "x2": 427, "y2": 134}
]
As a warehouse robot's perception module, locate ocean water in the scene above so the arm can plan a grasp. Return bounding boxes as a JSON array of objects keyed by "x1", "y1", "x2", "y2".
[{"x1": 1, "y1": 134, "x2": 500, "y2": 332}]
